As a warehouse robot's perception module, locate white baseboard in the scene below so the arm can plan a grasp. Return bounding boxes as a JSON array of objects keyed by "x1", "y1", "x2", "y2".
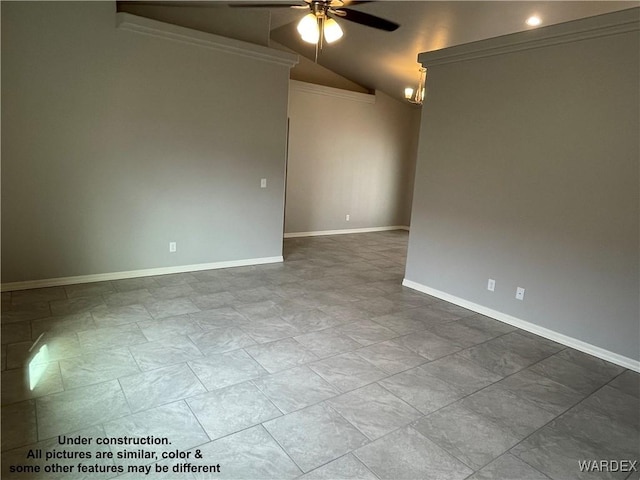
[
  {"x1": 284, "y1": 225, "x2": 409, "y2": 238},
  {"x1": 1, "y1": 256, "x2": 284, "y2": 292},
  {"x1": 402, "y1": 278, "x2": 640, "y2": 373}
]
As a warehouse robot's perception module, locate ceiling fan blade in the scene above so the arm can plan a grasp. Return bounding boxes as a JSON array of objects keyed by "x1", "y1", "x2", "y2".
[{"x1": 338, "y1": 7, "x2": 399, "y2": 31}]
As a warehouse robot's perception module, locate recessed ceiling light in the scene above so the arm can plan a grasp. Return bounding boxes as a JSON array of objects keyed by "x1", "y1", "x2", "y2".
[{"x1": 526, "y1": 16, "x2": 542, "y2": 27}]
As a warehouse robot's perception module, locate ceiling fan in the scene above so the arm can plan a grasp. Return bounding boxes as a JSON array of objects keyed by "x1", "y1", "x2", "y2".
[{"x1": 230, "y1": 1, "x2": 399, "y2": 57}]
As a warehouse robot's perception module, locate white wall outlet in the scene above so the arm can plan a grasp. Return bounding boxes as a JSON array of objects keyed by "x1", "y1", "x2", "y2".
[
  {"x1": 487, "y1": 279, "x2": 495, "y2": 292},
  {"x1": 260, "y1": 178, "x2": 267, "y2": 188},
  {"x1": 516, "y1": 287, "x2": 525, "y2": 300},
  {"x1": 169, "y1": 242, "x2": 177, "y2": 253},
  {"x1": 346, "y1": 214, "x2": 350, "y2": 221}
]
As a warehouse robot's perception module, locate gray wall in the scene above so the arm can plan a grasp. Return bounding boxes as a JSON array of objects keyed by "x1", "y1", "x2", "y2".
[
  {"x1": 285, "y1": 82, "x2": 420, "y2": 234},
  {"x1": 405, "y1": 11, "x2": 639, "y2": 362},
  {"x1": 1, "y1": 2, "x2": 293, "y2": 283}
]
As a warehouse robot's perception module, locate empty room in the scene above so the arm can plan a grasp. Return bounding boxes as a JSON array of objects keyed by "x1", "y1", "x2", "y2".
[{"x1": 1, "y1": 1, "x2": 639, "y2": 479}]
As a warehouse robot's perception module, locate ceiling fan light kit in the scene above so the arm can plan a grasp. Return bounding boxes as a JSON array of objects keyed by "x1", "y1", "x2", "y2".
[
  {"x1": 231, "y1": 1, "x2": 399, "y2": 59},
  {"x1": 297, "y1": 12, "x2": 343, "y2": 45}
]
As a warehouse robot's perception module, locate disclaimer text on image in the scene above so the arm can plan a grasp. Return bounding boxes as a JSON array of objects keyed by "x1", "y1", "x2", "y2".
[{"x1": 8, "y1": 434, "x2": 221, "y2": 476}]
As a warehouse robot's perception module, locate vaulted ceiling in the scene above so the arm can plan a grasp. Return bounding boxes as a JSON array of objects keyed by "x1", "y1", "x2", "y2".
[{"x1": 118, "y1": 1, "x2": 638, "y2": 102}]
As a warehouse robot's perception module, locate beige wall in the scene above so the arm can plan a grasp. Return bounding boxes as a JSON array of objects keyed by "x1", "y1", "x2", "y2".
[
  {"x1": 285, "y1": 81, "x2": 420, "y2": 234},
  {"x1": 1, "y1": 2, "x2": 295, "y2": 284},
  {"x1": 405, "y1": 9, "x2": 640, "y2": 364}
]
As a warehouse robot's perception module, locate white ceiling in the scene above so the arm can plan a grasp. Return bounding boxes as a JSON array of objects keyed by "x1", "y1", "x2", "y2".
[{"x1": 119, "y1": 1, "x2": 639, "y2": 102}]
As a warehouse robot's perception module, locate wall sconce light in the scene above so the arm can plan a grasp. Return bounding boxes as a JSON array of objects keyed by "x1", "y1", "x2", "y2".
[{"x1": 405, "y1": 67, "x2": 426, "y2": 105}]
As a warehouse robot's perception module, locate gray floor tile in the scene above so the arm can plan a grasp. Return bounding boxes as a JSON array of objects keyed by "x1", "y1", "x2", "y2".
[
  {"x1": 468, "y1": 454, "x2": 551, "y2": 480},
  {"x1": 354, "y1": 426, "x2": 473, "y2": 480},
  {"x1": 294, "y1": 329, "x2": 362, "y2": 358},
  {"x1": 264, "y1": 403, "x2": 368, "y2": 473},
  {"x1": 556, "y1": 349, "x2": 625, "y2": 378},
  {"x1": 188, "y1": 349, "x2": 268, "y2": 390},
  {"x1": 90, "y1": 303, "x2": 152, "y2": 328},
  {"x1": 36, "y1": 379, "x2": 130, "y2": 439},
  {"x1": 31, "y1": 312, "x2": 95, "y2": 338},
  {"x1": 152, "y1": 272, "x2": 199, "y2": 286},
  {"x1": 353, "y1": 340, "x2": 428, "y2": 374},
  {"x1": 511, "y1": 424, "x2": 628, "y2": 480},
  {"x1": 461, "y1": 385, "x2": 557, "y2": 439},
  {"x1": 283, "y1": 308, "x2": 345, "y2": 333},
  {"x1": 188, "y1": 279, "x2": 228, "y2": 294},
  {"x1": 188, "y1": 326, "x2": 255, "y2": 355},
  {"x1": 457, "y1": 314, "x2": 518, "y2": 336},
  {"x1": 191, "y1": 307, "x2": 247, "y2": 329},
  {"x1": 2, "y1": 230, "x2": 633, "y2": 480},
  {"x1": 50, "y1": 296, "x2": 106, "y2": 316},
  {"x1": 10, "y1": 286, "x2": 66, "y2": 305},
  {"x1": 103, "y1": 401, "x2": 209, "y2": 466},
  {"x1": 432, "y1": 302, "x2": 477, "y2": 319},
  {"x1": 240, "y1": 316, "x2": 301, "y2": 343},
  {"x1": 7, "y1": 334, "x2": 81, "y2": 368},
  {"x1": 327, "y1": 383, "x2": 422, "y2": 440},
  {"x1": 232, "y1": 286, "x2": 277, "y2": 304},
  {"x1": 410, "y1": 304, "x2": 468, "y2": 325},
  {"x1": 112, "y1": 276, "x2": 161, "y2": 292},
  {"x1": 129, "y1": 335, "x2": 203, "y2": 370},
  {"x1": 608, "y1": 370, "x2": 640, "y2": 399},
  {"x1": 104, "y1": 288, "x2": 155, "y2": 307},
  {"x1": 580, "y1": 385, "x2": 640, "y2": 429},
  {"x1": 1, "y1": 301, "x2": 51, "y2": 323},
  {"x1": 337, "y1": 320, "x2": 398, "y2": 346},
  {"x1": 231, "y1": 300, "x2": 286, "y2": 320},
  {"x1": 59, "y1": 346, "x2": 140, "y2": 389},
  {"x1": 64, "y1": 281, "x2": 115, "y2": 299},
  {"x1": 1, "y1": 399, "x2": 37, "y2": 450},
  {"x1": 149, "y1": 283, "x2": 195, "y2": 300},
  {"x1": 371, "y1": 310, "x2": 430, "y2": 335},
  {"x1": 1, "y1": 361, "x2": 64, "y2": 405},
  {"x1": 529, "y1": 354, "x2": 618, "y2": 395},
  {"x1": 392, "y1": 330, "x2": 463, "y2": 360},
  {"x1": 425, "y1": 321, "x2": 498, "y2": 348},
  {"x1": 1, "y1": 322, "x2": 32, "y2": 345},
  {"x1": 144, "y1": 297, "x2": 201, "y2": 319},
  {"x1": 418, "y1": 354, "x2": 503, "y2": 395},
  {"x1": 187, "y1": 382, "x2": 281, "y2": 440},
  {"x1": 119, "y1": 363, "x2": 206, "y2": 412},
  {"x1": 552, "y1": 402, "x2": 639, "y2": 462},
  {"x1": 137, "y1": 314, "x2": 204, "y2": 341},
  {"x1": 186, "y1": 425, "x2": 302, "y2": 479},
  {"x1": 77, "y1": 323, "x2": 147, "y2": 352},
  {"x1": 413, "y1": 402, "x2": 522, "y2": 470},
  {"x1": 190, "y1": 291, "x2": 237, "y2": 310},
  {"x1": 458, "y1": 332, "x2": 561, "y2": 377},
  {"x1": 252, "y1": 365, "x2": 340, "y2": 413},
  {"x1": 299, "y1": 454, "x2": 378, "y2": 480},
  {"x1": 497, "y1": 369, "x2": 585, "y2": 415},
  {"x1": 319, "y1": 304, "x2": 373, "y2": 323},
  {"x1": 245, "y1": 338, "x2": 318, "y2": 373},
  {"x1": 378, "y1": 366, "x2": 467, "y2": 415},
  {"x1": 309, "y1": 352, "x2": 387, "y2": 392}
]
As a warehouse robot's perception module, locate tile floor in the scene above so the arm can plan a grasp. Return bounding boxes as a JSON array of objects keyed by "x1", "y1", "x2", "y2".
[{"x1": 1, "y1": 230, "x2": 638, "y2": 479}]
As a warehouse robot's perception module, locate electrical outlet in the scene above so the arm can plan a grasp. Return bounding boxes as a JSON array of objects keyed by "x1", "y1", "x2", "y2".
[
  {"x1": 487, "y1": 279, "x2": 495, "y2": 292},
  {"x1": 346, "y1": 214, "x2": 350, "y2": 221},
  {"x1": 169, "y1": 242, "x2": 177, "y2": 253},
  {"x1": 516, "y1": 287, "x2": 525, "y2": 301},
  {"x1": 260, "y1": 178, "x2": 267, "y2": 188}
]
